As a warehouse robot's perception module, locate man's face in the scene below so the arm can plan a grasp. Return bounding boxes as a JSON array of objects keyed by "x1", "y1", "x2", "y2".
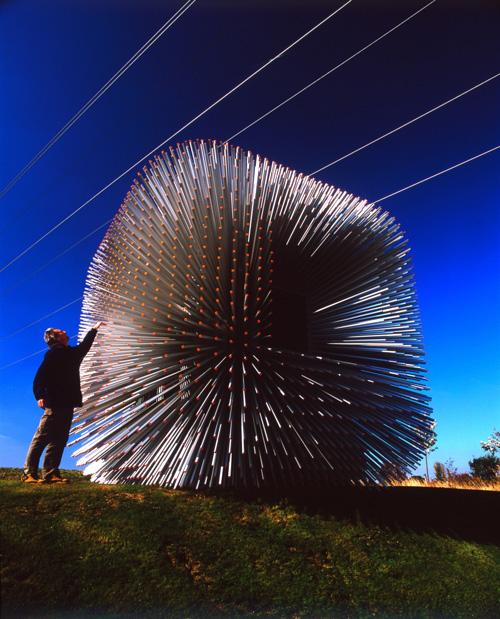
[{"x1": 52, "y1": 329, "x2": 70, "y2": 346}]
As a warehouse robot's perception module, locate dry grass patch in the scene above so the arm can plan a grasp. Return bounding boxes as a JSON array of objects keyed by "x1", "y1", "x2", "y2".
[{"x1": 396, "y1": 477, "x2": 500, "y2": 491}]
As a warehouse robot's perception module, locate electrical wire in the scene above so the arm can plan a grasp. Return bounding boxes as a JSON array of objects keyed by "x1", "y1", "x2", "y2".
[
  {"x1": 0, "y1": 347, "x2": 52, "y2": 371},
  {"x1": 0, "y1": 297, "x2": 83, "y2": 344},
  {"x1": 0, "y1": 336, "x2": 77, "y2": 372},
  {"x1": 375, "y1": 144, "x2": 500, "y2": 203},
  {"x1": 225, "y1": 0, "x2": 436, "y2": 144},
  {"x1": 0, "y1": 219, "x2": 113, "y2": 299},
  {"x1": 0, "y1": 0, "x2": 351, "y2": 275},
  {"x1": 311, "y1": 72, "x2": 500, "y2": 175},
  {"x1": 0, "y1": 2, "x2": 255, "y2": 238},
  {"x1": 2, "y1": 143, "x2": 498, "y2": 368},
  {"x1": 0, "y1": 0, "x2": 197, "y2": 203}
]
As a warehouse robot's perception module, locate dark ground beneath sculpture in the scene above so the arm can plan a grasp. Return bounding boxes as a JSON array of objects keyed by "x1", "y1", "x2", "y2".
[{"x1": 232, "y1": 485, "x2": 500, "y2": 546}]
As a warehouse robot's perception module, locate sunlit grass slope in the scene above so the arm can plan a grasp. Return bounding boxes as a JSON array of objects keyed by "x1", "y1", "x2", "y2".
[{"x1": 1, "y1": 469, "x2": 499, "y2": 618}]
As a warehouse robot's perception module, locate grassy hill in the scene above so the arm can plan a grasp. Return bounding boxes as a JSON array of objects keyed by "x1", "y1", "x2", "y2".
[{"x1": 1, "y1": 468, "x2": 499, "y2": 618}]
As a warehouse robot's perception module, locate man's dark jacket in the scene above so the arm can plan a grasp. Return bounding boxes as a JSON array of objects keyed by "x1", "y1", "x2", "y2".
[{"x1": 33, "y1": 329, "x2": 97, "y2": 409}]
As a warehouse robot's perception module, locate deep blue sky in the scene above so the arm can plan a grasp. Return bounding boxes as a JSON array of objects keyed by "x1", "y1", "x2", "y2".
[{"x1": 1, "y1": 0, "x2": 499, "y2": 476}]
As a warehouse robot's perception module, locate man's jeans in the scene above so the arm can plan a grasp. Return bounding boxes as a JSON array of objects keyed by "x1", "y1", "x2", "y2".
[{"x1": 24, "y1": 407, "x2": 73, "y2": 479}]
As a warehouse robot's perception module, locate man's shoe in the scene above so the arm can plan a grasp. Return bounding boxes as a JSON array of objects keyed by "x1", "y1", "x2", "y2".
[
  {"x1": 45, "y1": 473, "x2": 68, "y2": 483},
  {"x1": 21, "y1": 473, "x2": 39, "y2": 483}
]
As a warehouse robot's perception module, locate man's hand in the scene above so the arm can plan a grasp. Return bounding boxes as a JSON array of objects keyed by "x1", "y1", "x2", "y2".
[
  {"x1": 93, "y1": 321, "x2": 105, "y2": 330},
  {"x1": 37, "y1": 399, "x2": 46, "y2": 409}
]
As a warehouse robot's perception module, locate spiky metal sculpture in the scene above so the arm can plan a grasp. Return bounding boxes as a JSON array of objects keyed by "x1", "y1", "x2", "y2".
[{"x1": 71, "y1": 139, "x2": 433, "y2": 488}]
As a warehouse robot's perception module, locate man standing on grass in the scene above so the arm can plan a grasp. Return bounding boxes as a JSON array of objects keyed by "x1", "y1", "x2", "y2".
[{"x1": 22, "y1": 321, "x2": 104, "y2": 484}]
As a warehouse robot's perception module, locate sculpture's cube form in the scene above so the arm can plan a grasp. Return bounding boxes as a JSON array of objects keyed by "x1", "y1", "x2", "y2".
[{"x1": 72, "y1": 140, "x2": 433, "y2": 488}]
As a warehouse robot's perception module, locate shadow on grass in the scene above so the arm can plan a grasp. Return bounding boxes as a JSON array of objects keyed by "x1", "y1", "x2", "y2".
[
  {"x1": 233, "y1": 485, "x2": 500, "y2": 546},
  {"x1": 3, "y1": 467, "x2": 499, "y2": 545}
]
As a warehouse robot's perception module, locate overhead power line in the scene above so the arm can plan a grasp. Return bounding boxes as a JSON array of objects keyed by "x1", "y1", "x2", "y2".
[
  {"x1": 0, "y1": 3, "x2": 254, "y2": 238},
  {"x1": 0, "y1": 0, "x2": 351, "y2": 275},
  {"x1": 311, "y1": 71, "x2": 500, "y2": 175},
  {"x1": 0, "y1": 347, "x2": 53, "y2": 371},
  {"x1": 375, "y1": 144, "x2": 500, "y2": 203},
  {"x1": 0, "y1": 336, "x2": 77, "y2": 371},
  {"x1": 0, "y1": 0, "x2": 197, "y2": 203},
  {"x1": 225, "y1": 0, "x2": 436, "y2": 144},
  {"x1": 2, "y1": 142, "x2": 498, "y2": 366},
  {"x1": 0, "y1": 297, "x2": 83, "y2": 344},
  {"x1": 0, "y1": 219, "x2": 113, "y2": 299}
]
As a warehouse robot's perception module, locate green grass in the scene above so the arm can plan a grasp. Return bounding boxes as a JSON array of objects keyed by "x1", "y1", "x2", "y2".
[{"x1": 1, "y1": 468, "x2": 499, "y2": 618}]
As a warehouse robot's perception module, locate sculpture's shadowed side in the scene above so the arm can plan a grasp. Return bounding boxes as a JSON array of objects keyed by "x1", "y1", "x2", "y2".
[{"x1": 70, "y1": 140, "x2": 433, "y2": 488}]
